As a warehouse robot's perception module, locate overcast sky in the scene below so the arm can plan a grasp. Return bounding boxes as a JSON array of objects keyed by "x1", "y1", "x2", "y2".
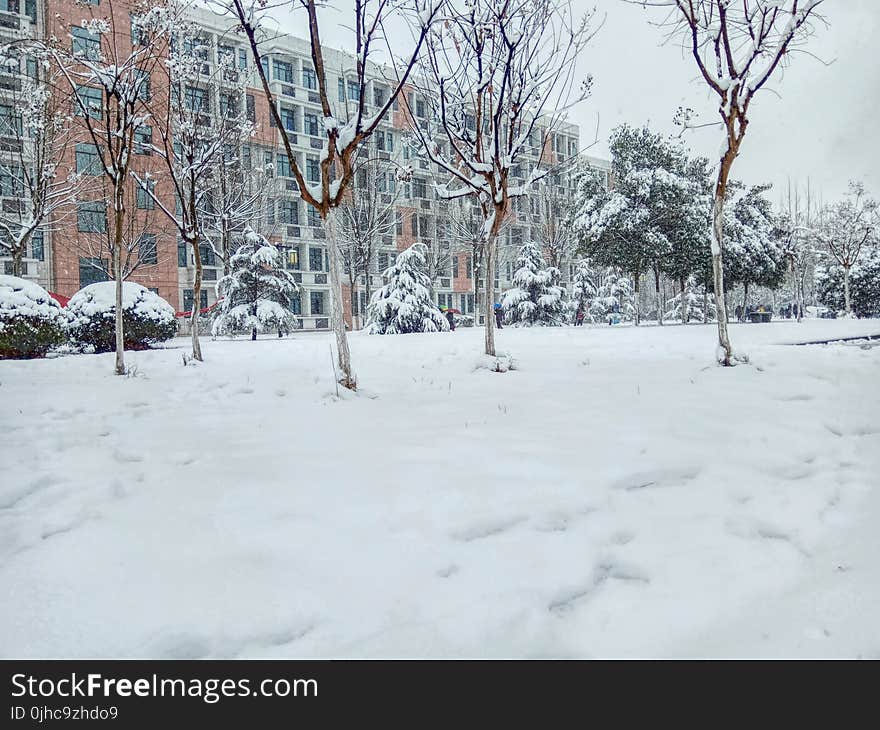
[{"x1": 256, "y1": 0, "x2": 879, "y2": 204}]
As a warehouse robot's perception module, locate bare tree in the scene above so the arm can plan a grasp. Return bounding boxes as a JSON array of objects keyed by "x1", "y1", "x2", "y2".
[
  {"x1": 338, "y1": 156, "x2": 401, "y2": 329},
  {"x1": 136, "y1": 8, "x2": 254, "y2": 361},
  {"x1": 818, "y1": 181, "x2": 877, "y2": 317},
  {"x1": 213, "y1": 0, "x2": 444, "y2": 390},
  {"x1": 48, "y1": 4, "x2": 170, "y2": 375},
  {"x1": 779, "y1": 179, "x2": 821, "y2": 322},
  {"x1": 0, "y1": 45, "x2": 78, "y2": 276},
  {"x1": 408, "y1": 0, "x2": 593, "y2": 356},
  {"x1": 637, "y1": 0, "x2": 826, "y2": 364},
  {"x1": 535, "y1": 177, "x2": 575, "y2": 272}
]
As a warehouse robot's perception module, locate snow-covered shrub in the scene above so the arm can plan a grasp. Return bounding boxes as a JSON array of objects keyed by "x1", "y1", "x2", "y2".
[
  {"x1": 665, "y1": 275, "x2": 715, "y2": 323},
  {"x1": 66, "y1": 282, "x2": 176, "y2": 352},
  {"x1": 570, "y1": 259, "x2": 598, "y2": 322},
  {"x1": 817, "y1": 246, "x2": 880, "y2": 319},
  {"x1": 0, "y1": 275, "x2": 66, "y2": 359},
  {"x1": 367, "y1": 243, "x2": 449, "y2": 334},
  {"x1": 212, "y1": 229, "x2": 301, "y2": 339},
  {"x1": 589, "y1": 267, "x2": 635, "y2": 323},
  {"x1": 501, "y1": 242, "x2": 565, "y2": 326}
]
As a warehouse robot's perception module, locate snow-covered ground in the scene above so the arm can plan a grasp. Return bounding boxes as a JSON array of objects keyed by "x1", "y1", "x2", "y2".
[{"x1": 1, "y1": 319, "x2": 879, "y2": 658}]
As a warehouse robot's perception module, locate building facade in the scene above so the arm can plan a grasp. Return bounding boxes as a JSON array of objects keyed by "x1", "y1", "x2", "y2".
[{"x1": 0, "y1": 1, "x2": 606, "y2": 329}]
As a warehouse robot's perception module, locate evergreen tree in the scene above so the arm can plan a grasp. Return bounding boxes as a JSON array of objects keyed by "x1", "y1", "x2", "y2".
[
  {"x1": 501, "y1": 241, "x2": 565, "y2": 326},
  {"x1": 664, "y1": 275, "x2": 716, "y2": 323},
  {"x1": 570, "y1": 259, "x2": 598, "y2": 322},
  {"x1": 590, "y1": 267, "x2": 635, "y2": 323},
  {"x1": 366, "y1": 243, "x2": 449, "y2": 334},
  {"x1": 212, "y1": 228, "x2": 301, "y2": 340},
  {"x1": 817, "y1": 242, "x2": 880, "y2": 318}
]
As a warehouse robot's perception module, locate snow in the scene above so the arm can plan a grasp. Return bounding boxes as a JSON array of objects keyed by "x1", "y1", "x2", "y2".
[
  {"x1": 66, "y1": 281, "x2": 176, "y2": 326},
  {"x1": 0, "y1": 275, "x2": 64, "y2": 323},
  {"x1": 1, "y1": 319, "x2": 879, "y2": 658}
]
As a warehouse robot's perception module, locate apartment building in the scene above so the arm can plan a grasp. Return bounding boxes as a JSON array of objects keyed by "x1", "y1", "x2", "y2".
[{"x1": 0, "y1": 1, "x2": 604, "y2": 329}]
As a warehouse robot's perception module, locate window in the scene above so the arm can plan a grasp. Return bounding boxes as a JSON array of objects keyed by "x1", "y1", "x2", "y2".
[
  {"x1": 307, "y1": 206, "x2": 320, "y2": 228},
  {"x1": 77, "y1": 202, "x2": 106, "y2": 233},
  {"x1": 306, "y1": 156, "x2": 319, "y2": 183},
  {"x1": 289, "y1": 293, "x2": 301, "y2": 314},
  {"x1": 280, "y1": 106, "x2": 296, "y2": 132},
  {"x1": 303, "y1": 112, "x2": 319, "y2": 136},
  {"x1": 133, "y1": 68, "x2": 151, "y2": 101},
  {"x1": 177, "y1": 240, "x2": 187, "y2": 267},
  {"x1": 74, "y1": 143, "x2": 101, "y2": 175},
  {"x1": 309, "y1": 290, "x2": 324, "y2": 315},
  {"x1": 376, "y1": 130, "x2": 394, "y2": 152},
  {"x1": 265, "y1": 199, "x2": 275, "y2": 226},
  {"x1": 302, "y1": 66, "x2": 316, "y2": 90},
  {"x1": 238, "y1": 48, "x2": 248, "y2": 71},
  {"x1": 138, "y1": 234, "x2": 157, "y2": 265},
  {"x1": 347, "y1": 80, "x2": 360, "y2": 102},
  {"x1": 273, "y1": 60, "x2": 293, "y2": 83},
  {"x1": 79, "y1": 257, "x2": 108, "y2": 287},
  {"x1": 0, "y1": 165, "x2": 22, "y2": 197},
  {"x1": 130, "y1": 14, "x2": 146, "y2": 46},
  {"x1": 136, "y1": 178, "x2": 155, "y2": 209},
  {"x1": 134, "y1": 125, "x2": 152, "y2": 154},
  {"x1": 373, "y1": 86, "x2": 388, "y2": 108},
  {"x1": 198, "y1": 243, "x2": 215, "y2": 266},
  {"x1": 337, "y1": 78, "x2": 345, "y2": 102},
  {"x1": 246, "y1": 94, "x2": 256, "y2": 122},
  {"x1": 0, "y1": 104, "x2": 21, "y2": 136},
  {"x1": 410, "y1": 212, "x2": 417, "y2": 236},
  {"x1": 220, "y1": 93, "x2": 239, "y2": 118},
  {"x1": 415, "y1": 98, "x2": 426, "y2": 119},
  {"x1": 263, "y1": 150, "x2": 273, "y2": 174},
  {"x1": 183, "y1": 289, "x2": 209, "y2": 313},
  {"x1": 72, "y1": 26, "x2": 101, "y2": 60},
  {"x1": 395, "y1": 212, "x2": 402, "y2": 236},
  {"x1": 183, "y1": 86, "x2": 209, "y2": 113},
  {"x1": 31, "y1": 230, "x2": 44, "y2": 261},
  {"x1": 412, "y1": 177, "x2": 427, "y2": 199},
  {"x1": 277, "y1": 155, "x2": 292, "y2": 178},
  {"x1": 280, "y1": 200, "x2": 298, "y2": 224},
  {"x1": 75, "y1": 86, "x2": 102, "y2": 119},
  {"x1": 308, "y1": 246, "x2": 323, "y2": 271},
  {"x1": 285, "y1": 247, "x2": 299, "y2": 269}
]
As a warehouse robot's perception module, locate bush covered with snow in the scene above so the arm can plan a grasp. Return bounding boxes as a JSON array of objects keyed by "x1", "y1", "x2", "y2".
[
  {"x1": 66, "y1": 282, "x2": 177, "y2": 352},
  {"x1": 0, "y1": 275, "x2": 66, "y2": 359},
  {"x1": 501, "y1": 242, "x2": 565, "y2": 326},
  {"x1": 816, "y1": 247, "x2": 880, "y2": 319},
  {"x1": 367, "y1": 243, "x2": 449, "y2": 334}
]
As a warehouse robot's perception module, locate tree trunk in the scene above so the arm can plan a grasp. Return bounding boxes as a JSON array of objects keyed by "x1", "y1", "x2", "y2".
[
  {"x1": 742, "y1": 281, "x2": 749, "y2": 319},
  {"x1": 190, "y1": 236, "x2": 203, "y2": 362},
  {"x1": 113, "y1": 190, "x2": 126, "y2": 376},
  {"x1": 251, "y1": 327, "x2": 257, "y2": 341},
  {"x1": 12, "y1": 232, "x2": 29, "y2": 277},
  {"x1": 796, "y1": 270, "x2": 804, "y2": 323},
  {"x1": 325, "y1": 208, "x2": 356, "y2": 389},
  {"x1": 680, "y1": 277, "x2": 688, "y2": 324},
  {"x1": 633, "y1": 268, "x2": 641, "y2": 326},
  {"x1": 655, "y1": 266, "x2": 663, "y2": 325},
  {"x1": 484, "y1": 231, "x2": 497, "y2": 356},
  {"x1": 843, "y1": 265, "x2": 852, "y2": 316},
  {"x1": 711, "y1": 189, "x2": 734, "y2": 365}
]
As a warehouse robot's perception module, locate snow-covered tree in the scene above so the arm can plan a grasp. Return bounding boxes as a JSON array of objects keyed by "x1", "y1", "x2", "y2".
[
  {"x1": 501, "y1": 241, "x2": 565, "y2": 326},
  {"x1": 215, "y1": 0, "x2": 445, "y2": 390},
  {"x1": 49, "y1": 5, "x2": 171, "y2": 375},
  {"x1": 212, "y1": 228, "x2": 300, "y2": 340},
  {"x1": 778, "y1": 179, "x2": 822, "y2": 323},
  {"x1": 591, "y1": 267, "x2": 635, "y2": 323},
  {"x1": 366, "y1": 242, "x2": 449, "y2": 334},
  {"x1": 665, "y1": 275, "x2": 715, "y2": 323},
  {"x1": 134, "y1": 7, "x2": 254, "y2": 362},
  {"x1": 817, "y1": 242, "x2": 880, "y2": 319},
  {"x1": 638, "y1": 0, "x2": 826, "y2": 364},
  {"x1": 338, "y1": 158, "x2": 402, "y2": 329},
  {"x1": 408, "y1": 0, "x2": 595, "y2": 356},
  {"x1": 0, "y1": 48, "x2": 78, "y2": 277},
  {"x1": 817, "y1": 181, "x2": 877, "y2": 317},
  {"x1": 571, "y1": 124, "x2": 704, "y2": 326},
  {"x1": 569, "y1": 259, "x2": 597, "y2": 321}
]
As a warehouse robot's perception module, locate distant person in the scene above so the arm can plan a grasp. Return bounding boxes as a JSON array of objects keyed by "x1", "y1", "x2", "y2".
[
  {"x1": 494, "y1": 304, "x2": 504, "y2": 329},
  {"x1": 793, "y1": 303, "x2": 799, "y2": 318},
  {"x1": 575, "y1": 309, "x2": 585, "y2": 326},
  {"x1": 735, "y1": 305, "x2": 743, "y2": 322},
  {"x1": 445, "y1": 309, "x2": 455, "y2": 331}
]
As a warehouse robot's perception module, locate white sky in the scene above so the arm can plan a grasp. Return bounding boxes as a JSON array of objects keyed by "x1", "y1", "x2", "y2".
[{"x1": 257, "y1": 0, "x2": 879, "y2": 203}]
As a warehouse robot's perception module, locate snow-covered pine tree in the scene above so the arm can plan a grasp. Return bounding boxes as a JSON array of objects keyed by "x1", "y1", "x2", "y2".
[
  {"x1": 664, "y1": 275, "x2": 715, "y2": 323},
  {"x1": 366, "y1": 242, "x2": 449, "y2": 334},
  {"x1": 501, "y1": 241, "x2": 565, "y2": 326},
  {"x1": 212, "y1": 228, "x2": 300, "y2": 340},
  {"x1": 570, "y1": 259, "x2": 598, "y2": 322},
  {"x1": 591, "y1": 267, "x2": 635, "y2": 323}
]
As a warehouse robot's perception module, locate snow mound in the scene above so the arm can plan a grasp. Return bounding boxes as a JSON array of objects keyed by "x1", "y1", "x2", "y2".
[
  {"x1": 0, "y1": 275, "x2": 64, "y2": 322},
  {"x1": 67, "y1": 281, "x2": 175, "y2": 326}
]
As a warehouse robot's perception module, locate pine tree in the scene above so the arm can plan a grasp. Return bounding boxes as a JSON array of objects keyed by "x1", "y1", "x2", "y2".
[
  {"x1": 366, "y1": 243, "x2": 449, "y2": 334},
  {"x1": 570, "y1": 259, "x2": 598, "y2": 322},
  {"x1": 665, "y1": 275, "x2": 716, "y2": 323},
  {"x1": 501, "y1": 242, "x2": 565, "y2": 326},
  {"x1": 590, "y1": 267, "x2": 635, "y2": 323},
  {"x1": 212, "y1": 228, "x2": 301, "y2": 340}
]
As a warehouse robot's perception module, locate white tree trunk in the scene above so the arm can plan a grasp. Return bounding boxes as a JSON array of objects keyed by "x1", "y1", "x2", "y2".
[
  {"x1": 114, "y1": 247, "x2": 125, "y2": 376},
  {"x1": 191, "y1": 245, "x2": 203, "y2": 362},
  {"x1": 711, "y1": 194, "x2": 734, "y2": 365},
  {"x1": 325, "y1": 209, "x2": 356, "y2": 389},
  {"x1": 484, "y1": 233, "x2": 497, "y2": 357},
  {"x1": 843, "y1": 265, "x2": 852, "y2": 316}
]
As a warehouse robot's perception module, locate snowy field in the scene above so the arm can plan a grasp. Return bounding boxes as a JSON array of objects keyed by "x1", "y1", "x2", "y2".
[{"x1": 1, "y1": 319, "x2": 879, "y2": 658}]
